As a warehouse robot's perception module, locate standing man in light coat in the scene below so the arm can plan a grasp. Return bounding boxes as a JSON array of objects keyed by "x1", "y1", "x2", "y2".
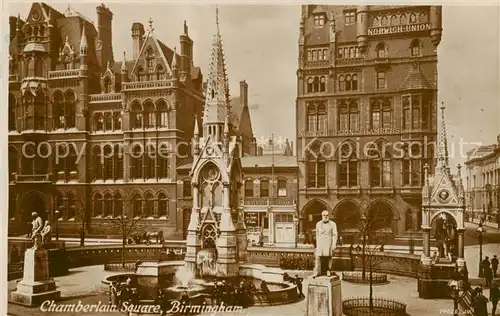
[{"x1": 314, "y1": 210, "x2": 338, "y2": 277}]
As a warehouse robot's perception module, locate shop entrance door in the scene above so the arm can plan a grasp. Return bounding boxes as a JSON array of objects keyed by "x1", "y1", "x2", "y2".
[{"x1": 275, "y1": 223, "x2": 295, "y2": 244}]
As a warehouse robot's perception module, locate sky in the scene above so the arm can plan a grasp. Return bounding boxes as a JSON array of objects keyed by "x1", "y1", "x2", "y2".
[{"x1": 6, "y1": 2, "x2": 500, "y2": 170}]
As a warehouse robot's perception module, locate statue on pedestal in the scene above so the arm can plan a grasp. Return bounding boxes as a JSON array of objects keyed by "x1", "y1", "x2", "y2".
[
  {"x1": 30, "y1": 212, "x2": 44, "y2": 250},
  {"x1": 313, "y1": 210, "x2": 338, "y2": 277},
  {"x1": 41, "y1": 220, "x2": 52, "y2": 245}
]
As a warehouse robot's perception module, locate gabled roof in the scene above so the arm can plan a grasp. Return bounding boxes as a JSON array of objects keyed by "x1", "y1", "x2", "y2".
[
  {"x1": 131, "y1": 22, "x2": 172, "y2": 76},
  {"x1": 401, "y1": 63, "x2": 432, "y2": 90}
]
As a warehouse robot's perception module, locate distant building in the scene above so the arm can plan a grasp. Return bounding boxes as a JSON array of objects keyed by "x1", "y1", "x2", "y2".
[
  {"x1": 464, "y1": 135, "x2": 500, "y2": 223},
  {"x1": 296, "y1": 5, "x2": 442, "y2": 241}
]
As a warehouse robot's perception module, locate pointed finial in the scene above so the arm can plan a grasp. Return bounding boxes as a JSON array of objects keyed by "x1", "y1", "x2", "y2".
[
  {"x1": 216, "y1": 6, "x2": 220, "y2": 34},
  {"x1": 107, "y1": 61, "x2": 111, "y2": 70},
  {"x1": 440, "y1": 101, "x2": 445, "y2": 113},
  {"x1": 194, "y1": 114, "x2": 199, "y2": 136},
  {"x1": 148, "y1": 18, "x2": 154, "y2": 32},
  {"x1": 183, "y1": 20, "x2": 188, "y2": 35},
  {"x1": 121, "y1": 51, "x2": 127, "y2": 71},
  {"x1": 65, "y1": 35, "x2": 69, "y2": 43},
  {"x1": 171, "y1": 46, "x2": 177, "y2": 69}
]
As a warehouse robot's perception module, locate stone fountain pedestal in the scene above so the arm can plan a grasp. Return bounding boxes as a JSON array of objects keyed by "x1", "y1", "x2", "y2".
[
  {"x1": 305, "y1": 275, "x2": 342, "y2": 316},
  {"x1": 136, "y1": 261, "x2": 178, "y2": 299},
  {"x1": 10, "y1": 248, "x2": 61, "y2": 307}
]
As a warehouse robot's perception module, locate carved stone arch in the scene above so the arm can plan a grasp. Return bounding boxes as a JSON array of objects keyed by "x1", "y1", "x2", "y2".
[
  {"x1": 113, "y1": 189, "x2": 125, "y2": 197},
  {"x1": 366, "y1": 137, "x2": 392, "y2": 159},
  {"x1": 193, "y1": 159, "x2": 230, "y2": 185},
  {"x1": 64, "y1": 89, "x2": 76, "y2": 103},
  {"x1": 92, "y1": 190, "x2": 104, "y2": 199},
  {"x1": 52, "y1": 89, "x2": 64, "y2": 102},
  {"x1": 102, "y1": 189, "x2": 114, "y2": 197},
  {"x1": 429, "y1": 210, "x2": 458, "y2": 226},
  {"x1": 156, "y1": 189, "x2": 170, "y2": 198},
  {"x1": 332, "y1": 198, "x2": 362, "y2": 232},
  {"x1": 365, "y1": 198, "x2": 399, "y2": 219},
  {"x1": 143, "y1": 189, "x2": 155, "y2": 197},
  {"x1": 21, "y1": 190, "x2": 47, "y2": 223},
  {"x1": 129, "y1": 189, "x2": 144, "y2": 200}
]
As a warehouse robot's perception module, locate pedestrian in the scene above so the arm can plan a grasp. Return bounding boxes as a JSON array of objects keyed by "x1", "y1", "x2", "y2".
[
  {"x1": 490, "y1": 283, "x2": 500, "y2": 316},
  {"x1": 295, "y1": 274, "x2": 304, "y2": 298},
  {"x1": 485, "y1": 265, "x2": 494, "y2": 288},
  {"x1": 473, "y1": 288, "x2": 489, "y2": 316},
  {"x1": 492, "y1": 255, "x2": 499, "y2": 278}
]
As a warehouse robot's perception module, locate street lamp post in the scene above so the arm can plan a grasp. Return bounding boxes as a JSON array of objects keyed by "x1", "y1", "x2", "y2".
[
  {"x1": 54, "y1": 210, "x2": 60, "y2": 241},
  {"x1": 477, "y1": 224, "x2": 485, "y2": 277},
  {"x1": 293, "y1": 215, "x2": 299, "y2": 248},
  {"x1": 447, "y1": 277, "x2": 465, "y2": 316}
]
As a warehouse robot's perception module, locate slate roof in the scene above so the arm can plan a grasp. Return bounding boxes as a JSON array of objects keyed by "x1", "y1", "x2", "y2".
[{"x1": 400, "y1": 64, "x2": 432, "y2": 90}]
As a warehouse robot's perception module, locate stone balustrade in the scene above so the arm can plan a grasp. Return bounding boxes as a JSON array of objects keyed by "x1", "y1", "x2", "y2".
[
  {"x1": 122, "y1": 80, "x2": 172, "y2": 91},
  {"x1": 304, "y1": 60, "x2": 330, "y2": 69},
  {"x1": 335, "y1": 58, "x2": 364, "y2": 66},
  {"x1": 89, "y1": 93, "x2": 122, "y2": 103},
  {"x1": 15, "y1": 174, "x2": 50, "y2": 183},
  {"x1": 48, "y1": 69, "x2": 80, "y2": 79}
]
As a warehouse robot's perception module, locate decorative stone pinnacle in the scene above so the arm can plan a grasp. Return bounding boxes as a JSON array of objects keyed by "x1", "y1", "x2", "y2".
[{"x1": 148, "y1": 18, "x2": 154, "y2": 32}]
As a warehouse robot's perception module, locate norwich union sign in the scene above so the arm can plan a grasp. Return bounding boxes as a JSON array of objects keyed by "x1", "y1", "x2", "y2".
[{"x1": 368, "y1": 23, "x2": 431, "y2": 36}]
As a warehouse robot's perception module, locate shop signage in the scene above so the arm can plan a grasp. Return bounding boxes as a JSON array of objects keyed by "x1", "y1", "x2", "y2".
[
  {"x1": 244, "y1": 212, "x2": 259, "y2": 227},
  {"x1": 368, "y1": 23, "x2": 431, "y2": 36}
]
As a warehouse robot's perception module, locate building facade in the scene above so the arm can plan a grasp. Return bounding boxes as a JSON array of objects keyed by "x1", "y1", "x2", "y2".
[
  {"x1": 7, "y1": 3, "x2": 257, "y2": 240},
  {"x1": 296, "y1": 5, "x2": 442, "y2": 240},
  {"x1": 464, "y1": 135, "x2": 500, "y2": 224}
]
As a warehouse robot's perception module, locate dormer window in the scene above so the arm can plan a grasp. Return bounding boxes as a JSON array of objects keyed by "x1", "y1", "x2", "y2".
[
  {"x1": 344, "y1": 10, "x2": 356, "y2": 25},
  {"x1": 314, "y1": 14, "x2": 325, "y2": 27}
]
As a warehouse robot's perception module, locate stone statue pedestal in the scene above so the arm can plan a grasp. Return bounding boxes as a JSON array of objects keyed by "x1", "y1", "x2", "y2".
[
  {"x1": 10, "y1": 248, "x2": 60, "y2": 307},
  {"x1": 305, "y1": 275, "x2": 342, "y2": 316}
]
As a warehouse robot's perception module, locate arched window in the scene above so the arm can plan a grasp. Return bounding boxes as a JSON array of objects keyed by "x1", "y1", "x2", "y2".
[
  {"x1": 260, "y1": 179, "x2": 270, "y2": 197},
  {"x1": 381, "y1": 16, "x2": 388, "y2": 27},
  {"x1": 144, "y1": 144, "x2": 155, "y2": 179},
  {"x1": 313, "y1": 77, "x2": 320, "y2": 92},
  {"x1": 337, "y1": 142, "x2": 358, "y2": 187},
  {"x1": 9, "y1": 94, "x2": 16, "y2": 131},
  {"x1": 136, "y1": 67, "x2": 144, "y2": 82},
  {"x1": 419, "y1": 12, "x2": 428, "y2": 23},
  {"x1": 307, "y1": 103, "x2": 327, "y2": 133},
  {"x1": 64, "y1": 90, "x2": 75, "y2": 128},
  {"x1": 410, "y1": 39, "x2": 422, "y2": 57},
  {"x1": 91, "y1": 146, "x2": 103, "y2": 180},
  {"x1": 53, "y1": 91, "x2": 65, "y2": 129},
  {"x1": 144, "y1": 192, "x2": 154, "y2": 217},
  {"x1": 156, "y1": 100, "x2": 169, "y2": 128},
  {"x1": 93, "y1": 193, "x2": 103, "y2": 217},
  {"x1": 376, "y1": 42, "x2": 387, "y2": 58},
  {"x1": 103, "y1": 76, "x2": 112, "y2": 94},
  {"x1": 114, "y1": 193, "x2": 123, "y2": 217},
  {"x1": 352, "y1": 74, "x2": 358, "y2": 91},
  {"x1": 277, "y1": 179, "x2": 287, "y2": 197},
  {"x1": 370, "y1": 98, "x2": 392, "y2": 130},
  {"x1": 131, "y1": 102, "x2": 142, "y2": 129},
  {"x1": 338, "y1": 99, "x2": 359, "y2": 132},
  {"x1": 156, "y1": 65, "x2": 165, "y2": 80},
  {"x1": 103, "y1": 193, "x2": 112, "y2": 217},
  {"x1": 390, "y1": 15, "x2": 398, "y2": 25},
  {"x1": 103, "y1": 146, "x2": 113, "y2": 180},
  {"x1": 34, "y1": 91, "x2": 46, "y2": 130},
  {"x1": 345, "y1": 75, "x2": 352, "y2": 91},
  {"x1": 319, "y1": 76, "x2": 326, "y2": 92},
  {"x1": 158, "y1": 193, "x2": 168, "y2": 218},
  {"x1": 144, "y1": 101, "x2": 155, "y2": 128},
  {"x1": 409, "y1": 13, "x2": 417, "y2": 23},
  {"x1": 104, "y1": 112, "x2": 112, "y2": 131},
  {"x1": 400, "y1": 14, "x2": 407, "y2": 24},
  {"x1": 245, "y1": 180, "x2": 254, "y2": 197},
  {"x1": 114, "y1": 144, "x2": 124, "y2": 180},
  {"x1": 372, "y1": 17, "x2": 379, "y2": 27},
  {"x1": 307, "y1": 77, "x2": 314, "y2": 93},
  {"x1": 132, "y1": 194, "x2": 142, "y2": 218},
  {"x1": 368, "y1": 140, "x2": 392, "y2": 187},
  {"x1": 306, "y1": 143, "x2": 326, "y2": 188},
  {"x1": 157, "y1": 144, "x2": 169, "y2": 179},
  {"x1": 54, "y1": 143, "x2": 78, "y2": 182},
  {"x1": 113, "y1": 112, "x2": 122, "y2": 130},
  {"x1": 339, "y1": 75, "x2": 345, "y2": 91},
  {"x1": 94, "y1": 113, "x2": 104, "y2": 131},
  {"x1": 130, "y1": 145, "x2": 142, "y2": 179}
]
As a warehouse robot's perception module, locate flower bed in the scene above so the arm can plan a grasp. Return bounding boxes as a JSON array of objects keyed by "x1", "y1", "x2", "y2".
[
  {"x1": 342, "y1": 271, "x2": 388, "y2": 284},
  {"x1": 342, "y1": 297, "x2": 407, "y2": 316}
]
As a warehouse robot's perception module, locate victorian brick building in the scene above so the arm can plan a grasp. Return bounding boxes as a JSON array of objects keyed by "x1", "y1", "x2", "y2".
[
  {"x1": 296, "y1": 5, "x2": 442, "y2": 241},
  {"x1": 7, "y1": 3, "x2": 258, "y2": 239}
]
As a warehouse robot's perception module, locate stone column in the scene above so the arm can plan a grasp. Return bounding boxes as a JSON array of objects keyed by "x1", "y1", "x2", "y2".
[
  {"x1": 268, "y1": 211, "x2": 275, "y2": 245},
  {"x1": 422, "y1": 227, "x2": 431, "y2": 258},
  {"x1": 216, "y1": 182, "x2": 238, "y2": 277},
  {"x1": 457, "y1": 229, "x2": 465, "y2": 259},
  {"x1": 185, "y1": 183, "x2": 200, "y2": 277}
]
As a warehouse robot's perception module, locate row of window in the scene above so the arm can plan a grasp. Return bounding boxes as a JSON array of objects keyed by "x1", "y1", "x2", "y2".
[
  {"x1": 305, "y1": 142, "x2": 431, "y2": 188},
  {"x1": 313, "y1": 11, "x2": 427, "y2": 28},
  {"x1": 130, "y1": 102, "x2": 171, "y2": 129},
  {"x1": 372, "y1": 12, "x2": 428, "y2": 28},
  {"x1": 92, "y1": 192, "x2": 169, "y2": 219},
  {"x1": 243, "y1": 179, "x2": 288, "y2": 198},
  {"x1": 305, "y1": 95, "x2": 432, "y2": 133},
  {"x1": 306, "y1": 40, "x2": 422, "y2": 63}
]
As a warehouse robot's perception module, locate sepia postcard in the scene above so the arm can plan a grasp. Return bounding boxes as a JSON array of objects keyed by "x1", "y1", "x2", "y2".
[{"x1": 2, "y1": 1, "x2": 500, "y2": 315}]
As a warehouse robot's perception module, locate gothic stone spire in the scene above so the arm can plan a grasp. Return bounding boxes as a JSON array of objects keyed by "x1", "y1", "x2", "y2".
[
  {"x1": 436, "y1": 102, "x2": 450, "y2": 174},
  {"x1": 203, "y1": 6, "x2": 230, "y2": 127}
]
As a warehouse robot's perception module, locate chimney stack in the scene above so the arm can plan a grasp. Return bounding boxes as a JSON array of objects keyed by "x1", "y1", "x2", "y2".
[
  {"x1": 131, "y1": 22, "x2": 145, "y2": 60},
  {"x1": 239, "y1": 80, "x2": 248, "y2": 107}
]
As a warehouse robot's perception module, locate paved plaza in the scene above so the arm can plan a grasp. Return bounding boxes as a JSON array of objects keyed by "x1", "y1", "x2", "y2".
[{"x1": 2, "y1": 264, "x2": 482, "y2": 316}]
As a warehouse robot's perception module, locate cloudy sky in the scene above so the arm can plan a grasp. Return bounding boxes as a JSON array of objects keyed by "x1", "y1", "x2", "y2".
[{"x1": 7, "y1": 2, "x2": 499, "y2": 168}]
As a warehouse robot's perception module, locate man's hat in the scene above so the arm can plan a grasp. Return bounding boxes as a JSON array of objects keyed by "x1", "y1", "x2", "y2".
[{"x1": 31, "y1": 212, "x2": 38, "y2": 216}]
